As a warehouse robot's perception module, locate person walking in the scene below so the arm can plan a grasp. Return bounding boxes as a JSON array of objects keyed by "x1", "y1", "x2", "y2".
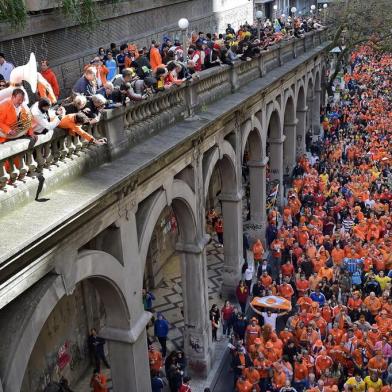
[
  {"x1": 154, "y1": 312, "x2": 169, "y2": 357},
  {"x1": 236, "y1": 280, "x2": 249, "y2": 314},
  {"x1": 209, "y1": 304, "x2": 220, "y2": 342},
  {"x1": 88, "y1": 328, "x2": 110, "y2": 371}
]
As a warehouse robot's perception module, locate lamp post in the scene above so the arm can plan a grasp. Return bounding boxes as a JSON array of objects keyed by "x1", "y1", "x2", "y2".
[
  {"x1": 323, "y1": 3, "x2": 328, "y2": 24},
  {"x1": 255, "y1": 10, "x2": 264, "y2": 40},
  {"x1": 178, "y1": 18, "x2": 189, "y2": 62},
  {"x1": 273, "y1": 4, "x2": 278, "y2": 20},
  {"x1": 310, "y1": 4, "x2": 316, "y2": 16},
  {"x1": 291, "y1": 6, "x2": 297, "y2": 17}
]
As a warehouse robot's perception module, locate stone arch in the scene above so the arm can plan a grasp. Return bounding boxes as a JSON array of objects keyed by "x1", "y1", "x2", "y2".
[
  {"x1": 2, "y1": 250, "x2": 130, "y2": 392},
  {"x1": 203, "y1": 139, "x2": 237, "y2": 200},
  {"x1": 138, "y1": 179, "x2": 197, "y2": 270},
  {"x1": 296, "y1": 83, "x2": 306, "y2": 155},
  {"x1": 241, "y1": 116, "x2": 265, "y2": 161},
  {"x1": 283, "y1": 94, "x2": 297, "y2": 174}
]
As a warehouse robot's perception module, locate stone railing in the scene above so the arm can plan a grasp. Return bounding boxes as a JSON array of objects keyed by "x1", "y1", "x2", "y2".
[{"x1": 0, "y1": 29, "x2": 328, "y2": 199}]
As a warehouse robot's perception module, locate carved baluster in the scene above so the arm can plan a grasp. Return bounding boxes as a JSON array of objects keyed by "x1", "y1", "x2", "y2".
[
  {"x1": 35, "y1": 145, "x2": 46, "y2": 172},
  {"x1": 26, "y1": 149, "x2": 37, "y2": 175},
  {"x1": 59, "y1": 136, "x2": 69, "y2": 160},
  {"x1": 67, "y1": 134, "x2": 76, "y2": 156},
  {"x1": 8, "y1": 156, "x2": 20, "y2": 184},
  {"x1": 18, "y1": 153, "x2": 29, "y2": 181},
  {"x1": 74, "y1": 135, "x2": 83, "y2": 152},
  {"x1": 51, "y1": 138, "x2": 60, "y2": 164},
  {"x1": 0, "y1": 160, "x2": 10, "y2": 191},
  {"x1": 44, "y1": 141, "x2": 54, "y2": 166}
]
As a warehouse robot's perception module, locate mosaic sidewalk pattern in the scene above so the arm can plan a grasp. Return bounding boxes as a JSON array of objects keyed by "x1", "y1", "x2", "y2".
[{"x1": 149, "y1": 238, "x2": 224, "y2": 352}]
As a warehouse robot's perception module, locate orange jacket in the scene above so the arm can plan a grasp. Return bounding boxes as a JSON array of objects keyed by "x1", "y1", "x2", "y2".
[
  {"x1": 150, "y1": 47, "x2": 163, "y2": 71},
  {"x1": 58, "y1": 115, "x2": 94, "y2": 143},
  {"x1": 41, "y1": 68, "x2": 60, "y2": 98},
  {"x1": 0, "y1": 99, "x2": 33, "y2": 143}
]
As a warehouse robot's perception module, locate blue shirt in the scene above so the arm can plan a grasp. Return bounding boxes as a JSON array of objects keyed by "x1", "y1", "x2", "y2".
[
  {"x1": 310, "y1": 291, "x2": 326, "y2": 306},
  {"x1": 343, "y1": 258, "x2": 362, "y2": 274},
  {"x1": 105, "y1": 59, "x2": 117, "y2": 81}
]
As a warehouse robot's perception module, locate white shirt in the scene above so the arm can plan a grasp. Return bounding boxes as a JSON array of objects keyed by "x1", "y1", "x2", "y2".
[
  {"x1": 31, "y1": 102, "x2": 61, "y2": 134},
  {"x1": 244, "y1": 264, "x2": 254, "y2": 281},
  {"x1": 261, "y1": 312, "x2": 278, "y2": 330},
  {"x1": 0, "y1": 61, "x2": 14, "y2": 81},
  {"x1": 261, "y1": 312, "x2": 278, "y2": 331}
]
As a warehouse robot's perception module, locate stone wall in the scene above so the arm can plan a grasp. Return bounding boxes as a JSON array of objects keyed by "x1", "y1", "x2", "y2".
[{"x1": 20, "y1": 281, "x2": 105, "y2": 392}]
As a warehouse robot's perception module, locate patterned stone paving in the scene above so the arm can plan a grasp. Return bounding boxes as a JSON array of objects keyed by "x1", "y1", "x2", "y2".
[{"x1": 148, "y1": 238, "x2": 225, "y2": 352}]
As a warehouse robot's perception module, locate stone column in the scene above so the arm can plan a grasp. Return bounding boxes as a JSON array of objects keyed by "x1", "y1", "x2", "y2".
[
  {"x1": 312, "y1": 88, "x2": 321, "y2": 136},
  {"x1": 101, "y1": 319, "x2": 152, "y2": 392},
  {"x1": 219, "y1": 191, "x2": 244, "y2": 298},
  {"x1": 306, "y1": 96, "x2": 314, "y2": 134},
  {"x1": 296, "y1": 107, "x2": 307, "y2": 155},
  {"x1": 176, "y1": 237, "x2": 212, "y2": 378},
  {"x1": 283, "y1": 120, "x2": 297, "y2": 172},
  {"x1": 247, "y1": 157, "x2": 269, "y2": 225},
  {"x1": 246, "y1": 157, "x2": 269, "y2": 243},
  {"x1": 267, "y1": 136, "x2": 285, "y2": 207}
]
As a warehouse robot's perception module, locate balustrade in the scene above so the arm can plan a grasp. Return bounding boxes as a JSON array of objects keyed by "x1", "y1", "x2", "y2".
[{"x1": 0, "y1": 29, "x2": 327, "y2": 194}]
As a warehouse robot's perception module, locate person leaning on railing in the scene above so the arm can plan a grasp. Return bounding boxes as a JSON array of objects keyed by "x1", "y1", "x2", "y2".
[
  {"x1": 57, "y1": 112, "x2": 106, "y2": 145},
  {"x1": 31, "y1": 98, "x2": 65, "y2": 135}
]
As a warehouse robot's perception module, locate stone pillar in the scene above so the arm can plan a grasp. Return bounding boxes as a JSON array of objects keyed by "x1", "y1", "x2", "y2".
[
  {"x1": 247, "y1": 157, "x2": 269, "y2": 225},
  {"x1": 312, "y1": 88, "x2": 321, "y2": 135},
  {"x1": 267, "y1": 137, "x2": 285, "y2": 206},
  {"x1": 296, "y1": 107, "x2": 307, "y2": 155},
  {"x1": 306, "y1": 96, "x2": 314, "y2": 134},
  {"x1": 246, "y1": 157, "x2": 269, "y2": 243},
  {"x1": 101, "y1": 320, "x2": 152, "y2": 392},
  {"x1": 176, "y1": 237, "x2": 212, "y2": 378},
  {"x1": 219, "y1": 191, "x2": 244, "y2": 298},
  {"x1": 283, "y1": 120, "x2": 297, "y2": 172}
]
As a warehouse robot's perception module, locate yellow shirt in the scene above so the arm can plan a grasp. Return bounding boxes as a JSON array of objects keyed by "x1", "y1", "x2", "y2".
[
  {"x1": 364, "y1": 376, "x2": 383, "y2": 392},
  {"x1": 346, "y1": 377, "x2": 366, "y2": 392},
  {"x1": 375, "y1": 275, "x2": 391, "y2": 291}
]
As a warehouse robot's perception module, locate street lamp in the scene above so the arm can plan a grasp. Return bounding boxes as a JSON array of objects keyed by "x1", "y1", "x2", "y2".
[
  {"x1": 291, "y1": 6, "x2": 297, "y2": 17},
  {"x1": 178, "y1": 18, "x2": 189, "y2": 62},
  {"x1": 255, "y1": 10, "x2": 263, "y2": 40},
  {"x1": 323, "y1": 3, "x2": 328, "y2": 9},
  {"x1": 322, "y1": 3, "x2": 328, "y2": 24},
  {"x1": 273, "y1": 4, "x2": 278, "y2": 19},
  {"x1": 310, "y1": 4, "x2": 316, "y2": 15}
]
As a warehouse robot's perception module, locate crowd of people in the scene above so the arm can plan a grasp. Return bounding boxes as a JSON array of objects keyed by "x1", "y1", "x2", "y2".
[
  {"x1": 209, "y1": 45, "x2": 392, "y2": 392},
  {"x1": 0, "y1": 15, "x2": 324, "y2": 154}
]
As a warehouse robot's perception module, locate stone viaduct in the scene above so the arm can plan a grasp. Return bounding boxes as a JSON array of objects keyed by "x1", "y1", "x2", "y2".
[{"x1": 0, "y1": 30, "x2": 328, "y2": 391}]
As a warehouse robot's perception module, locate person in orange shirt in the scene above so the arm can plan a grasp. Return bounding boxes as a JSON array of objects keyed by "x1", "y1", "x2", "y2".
[
  {"x1": 329, "y1": 322, "x2": 344, "y2": 345},
  {"x1": 368, "y1": 351, "x2": 388, "y2": 374},
  {"x1": 318, "y1": 265, "x2": 334, "y2": 281},
  {"x1": 58, "y1": 113, "x2": 107, "y2": 145},
  {"x1": 253, "y1": 351, "x2": 271, "y2": 390},
  {"x1": 252, "y1": 239, "x2": 264, "y2": 265},
  {"x1": 260, "y1": 271, "x2": 273, "y2": 289},
  {"x1": 314, "y1": 350, "x2": 333, "y2": 376},
  {"x1": 245, "y1": 318, "x2": 261, "y2": 349},
  {"x1": 149, "y1": 41, "x2": 163, "y2": 71},
  {"x1": 272, "y1": 362, "x2": 287, "y2": 390},
  {"x1": 278, "y1": 280, "x2": 294, "y2": 301},
  {"x1": 296, "y1": 274, "x2": 310, "y2": 297},
  {"x1": 243, "y1": 365, "x2": 260, "y2": 391},
  {"x1": 297, "y1": 293, "x2": 313, "y2": 312},
  {"x1": 40, "y1": 59, "x2": 60, "y2": 98},
  {"x1": 90, "y1": 370, "x2": 108, "y2": 392},
  {"x1": 375, "y1": 309, "x2": 392, "y2": 335},
  {"x1": 0, "y1": 88, "x2": 34, "y2": 143},
  {"x1": 364, "y1": 292, "x2": 382, "y2": 318},
  {"x1": 148, "y1": 345, "x2": 163, "y2": 373},
  {"x1": 262, "y1": 341, "x2": 280, "y2": 363},
  {"x1": 235, "y1": 375, "x2": 253, "y2": 392}
]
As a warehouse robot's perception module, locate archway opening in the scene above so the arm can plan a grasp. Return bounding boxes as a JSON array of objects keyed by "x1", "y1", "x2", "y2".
[
  {"x1": 20, "y1": 274, "x2": 129, "y2": 392},
  {"x1": 306, "y1": 78, "x2": 314, "y2": 141}
]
